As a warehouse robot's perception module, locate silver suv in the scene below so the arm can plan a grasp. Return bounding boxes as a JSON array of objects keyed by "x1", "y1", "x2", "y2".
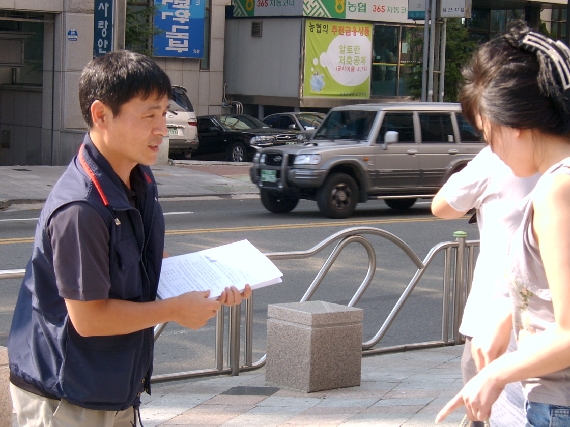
[{"x1": 250, "y1": 102, "x2": 485, "y2": 219}]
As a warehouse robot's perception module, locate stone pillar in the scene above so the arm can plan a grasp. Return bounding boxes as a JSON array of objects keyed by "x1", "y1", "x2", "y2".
[
  {"x1": 0, "y1": 346, "x2": 12, "y2": 427},
  {"x1": 156, "y1": 135, "x2": 170, "y2": 165},
  {"x1": 266, "y1": 300, "x2": 363, "y2": 392}
]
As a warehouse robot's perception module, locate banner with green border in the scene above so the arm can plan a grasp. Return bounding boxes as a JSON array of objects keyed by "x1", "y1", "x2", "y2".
[{"x1": 303, "y1": 19, "x2": 372, "y2": 98}]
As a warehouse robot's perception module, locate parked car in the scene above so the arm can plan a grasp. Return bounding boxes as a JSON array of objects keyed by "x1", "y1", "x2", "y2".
[
  {"x1": 166, "y1": 85, "x2": 198, "y2": 159},
  {"x1": 263, "y1": 112, "x2": 326, "y2": 139},
  {"x1": 250, "y1": 102, "x2": 485, "y2": 219},
  {"x1": 196, "y1": 114, "x2": 306, "y2": 162}
]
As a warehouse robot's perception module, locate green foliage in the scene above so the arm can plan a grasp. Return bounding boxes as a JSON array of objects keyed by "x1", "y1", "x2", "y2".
[
  {"x1": 408, "y1": 19, "x2": 478, "y2": 102},
  {"x1": 443, "y1": 19, "x2": 478, "y2": 101},
  {"x1": 125, "y1": 1, "x2": 161, "y2": 56}
]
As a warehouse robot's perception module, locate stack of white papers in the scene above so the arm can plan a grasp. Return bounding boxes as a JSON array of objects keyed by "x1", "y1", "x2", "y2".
[{"x1": 158, "y1": 239, "x2": 282, "y2": 300}]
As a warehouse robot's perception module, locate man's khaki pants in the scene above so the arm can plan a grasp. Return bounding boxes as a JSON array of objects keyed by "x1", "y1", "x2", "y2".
[{"x1": 10, "y1": 383, "x2": 136, "y2": 427}]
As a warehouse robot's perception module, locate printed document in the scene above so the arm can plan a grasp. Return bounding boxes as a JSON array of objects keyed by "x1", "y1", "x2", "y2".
[{"x1": 158, "y1": 239, "x2": 282, "y2": 299}]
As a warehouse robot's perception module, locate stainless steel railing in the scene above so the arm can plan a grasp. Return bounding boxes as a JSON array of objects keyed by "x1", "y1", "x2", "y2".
[{"x1": 0, "y1": 227, "x2": 478, "y2": 384}]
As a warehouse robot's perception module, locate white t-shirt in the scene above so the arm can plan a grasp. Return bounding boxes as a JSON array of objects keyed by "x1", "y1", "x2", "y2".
[{"x1": 437, "y1": 146, "x2": 539, "y2": 337}]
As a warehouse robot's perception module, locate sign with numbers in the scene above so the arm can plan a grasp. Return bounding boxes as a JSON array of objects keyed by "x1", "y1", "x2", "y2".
[
  {"x1": 153, "y1": 0, "x2": 206, "y2": 58},
  {"x1": 93, "y1": 0, "x2": 114, "y2": 57},
  {"x1": 303, "y1": 19, "x2": 372, "y2": 98},
  {"x1": 232, "y1": 0, "x2": 415, "y2": 23}
]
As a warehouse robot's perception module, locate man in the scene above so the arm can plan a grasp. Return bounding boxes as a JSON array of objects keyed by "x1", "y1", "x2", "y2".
[{"x1": 7, "y1": 50, "x2": 250, "y2": 426}]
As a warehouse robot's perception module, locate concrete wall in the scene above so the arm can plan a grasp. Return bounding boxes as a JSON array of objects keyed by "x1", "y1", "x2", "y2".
[
  {"x1": 224, "y1": 18, "x2": 303, "y2": 98},
  {"x1": 0, "y1": 0, "x2": 228, "y2": 165}
]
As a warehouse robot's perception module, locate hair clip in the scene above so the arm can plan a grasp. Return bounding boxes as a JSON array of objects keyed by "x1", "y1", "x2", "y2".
[{"x1": 520, "y1": 32, "x2": 570, "y2": 91}]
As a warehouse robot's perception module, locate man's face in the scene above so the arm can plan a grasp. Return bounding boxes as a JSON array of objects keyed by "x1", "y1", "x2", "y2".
[{"x1": 103, "y1": 93, "x2": 169, "y2": 170}]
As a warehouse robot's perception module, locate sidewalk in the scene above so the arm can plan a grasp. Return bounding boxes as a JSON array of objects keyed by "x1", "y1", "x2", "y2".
[
  {"x1": 141, "y1": 346, "x2": 465, "y2": 427},
  {"x1": 0, "y1": 160, "x2": 257, "y2": 209},
  {"x1": 0, "y1": 161, "x2": 467, "y2": 426}
]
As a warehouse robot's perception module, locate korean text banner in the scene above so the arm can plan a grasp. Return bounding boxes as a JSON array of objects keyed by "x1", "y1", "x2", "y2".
[
  {"x1": 303, "y1": 19, "x2": 372, "y2": 99},
  {"x1": 154, "y1": 0, "x2": 205, "y2": 58},
  {"x1": 232, "y1": 0, "x2": 414, "y2": 23}
]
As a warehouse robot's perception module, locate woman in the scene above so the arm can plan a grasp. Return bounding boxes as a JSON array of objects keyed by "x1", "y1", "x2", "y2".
[
  {"x1": 432, "y1": 145, "x2": 539, "y2": 427},
  {"x1": 436, "y1": 21, "x2": 570, "y2": 426}
]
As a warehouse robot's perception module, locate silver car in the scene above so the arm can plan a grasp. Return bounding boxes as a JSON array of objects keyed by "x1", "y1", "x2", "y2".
[
  {"x1": 251, "y1": 102, "x2": 485, "y2": 219},
  {"x1": 166, "y1": 86, "x2": 199, "y2": 159}
]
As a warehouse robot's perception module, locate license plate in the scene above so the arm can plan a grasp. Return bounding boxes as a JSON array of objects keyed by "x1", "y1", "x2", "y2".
[
  {"x1": 168, "y1": 128, "x2": 183, "y2": 136},
  {"x1": 261, "y1": 169, "x2": 276, "y2": 183}
]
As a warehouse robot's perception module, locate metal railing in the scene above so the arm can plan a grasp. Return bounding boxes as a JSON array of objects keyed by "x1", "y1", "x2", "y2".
[{"x1": 0, "y1": 227, "x2": 479, "y2": 384}]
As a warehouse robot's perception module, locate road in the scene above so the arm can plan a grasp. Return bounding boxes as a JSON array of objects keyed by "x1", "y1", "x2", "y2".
[{"x1": 0, "y1": 196, "x2": 478, "y2": 377}]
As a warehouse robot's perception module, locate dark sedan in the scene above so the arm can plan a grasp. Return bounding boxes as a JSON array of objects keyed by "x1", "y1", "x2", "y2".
[{"x1": 196, "y1": 114, "x2": 305, "y2": 162}]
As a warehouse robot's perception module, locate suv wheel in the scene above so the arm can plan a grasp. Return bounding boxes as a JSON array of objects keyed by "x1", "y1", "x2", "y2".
[
  {"x1": 317, "y1": 173, "x2": 358, "y2": 219},
  {"x1": 384, "y1": 198, "x2": 417, "y2": 210},
  {"x1": 260, "y1": 190, "x2": 299, "y2": 213},
  {"x1": 228, "y1": 141, "x2": 247, "y2": 162}
]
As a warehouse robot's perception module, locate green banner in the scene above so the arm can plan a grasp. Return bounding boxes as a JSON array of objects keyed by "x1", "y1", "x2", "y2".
[{"x1": 303, "y1": 19, "x2": 372, "y2": 98}]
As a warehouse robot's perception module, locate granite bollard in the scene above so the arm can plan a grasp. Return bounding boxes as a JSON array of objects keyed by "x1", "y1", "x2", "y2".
[
  {"x1": 266, "y1": 300, "x2": 363, "y2": 392},
  {"x1": 0, "y1": 346, "x2": 12, "y2": 427}
]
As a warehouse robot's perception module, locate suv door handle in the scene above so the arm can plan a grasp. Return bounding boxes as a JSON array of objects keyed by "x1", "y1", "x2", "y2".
[
  {"x1": 407, "y1": 149, "x2": 418, "y2": 155},
  {"x1": 448, "y1": 149, "x2": 459, "y2": 154}
]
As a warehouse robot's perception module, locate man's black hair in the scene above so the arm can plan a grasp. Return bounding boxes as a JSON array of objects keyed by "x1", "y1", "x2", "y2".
[{"x1": 79, "y1": 50, "x2": 172, "y2": 128}]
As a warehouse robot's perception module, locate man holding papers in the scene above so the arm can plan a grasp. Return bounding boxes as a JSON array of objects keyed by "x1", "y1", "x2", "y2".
[{"x1": 7, "y1": 51, "x2": 251, "y2": 427}]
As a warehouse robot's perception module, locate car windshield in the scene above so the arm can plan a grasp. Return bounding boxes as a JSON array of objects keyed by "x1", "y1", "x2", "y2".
[
  {"x1": 296, "y1": 113, "x2": 325, "y2": 129},
  {"x1": 313, "y1": 110, "x2": 377, "y2": 141},
  {"x1": 219, "y1": 115, "x2": 269, "y2": 131},
  {"x1": 171, "y1": 86, "x2": 194, "y2": 112}
]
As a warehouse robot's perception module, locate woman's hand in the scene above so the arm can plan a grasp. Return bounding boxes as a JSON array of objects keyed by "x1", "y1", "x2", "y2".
[{"x1": 436, "y1": 364, "x2": 505, "y2": 423}]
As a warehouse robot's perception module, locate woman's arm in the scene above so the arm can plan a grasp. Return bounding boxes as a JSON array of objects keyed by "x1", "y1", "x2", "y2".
[{"x1": 436, "y1": 173, "x2": 570, "y2": 422}]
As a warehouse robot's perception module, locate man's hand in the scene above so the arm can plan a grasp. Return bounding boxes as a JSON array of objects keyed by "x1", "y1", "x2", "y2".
[
  {"x1": 218, "y1": 284, "x2": 252, "y2": 307},
  {"x1": 435, "y1": 366, "x2": 504, "y2": 423},
  {"x1": 173, "y1": 291, "x2": 221, "y2": 329}
]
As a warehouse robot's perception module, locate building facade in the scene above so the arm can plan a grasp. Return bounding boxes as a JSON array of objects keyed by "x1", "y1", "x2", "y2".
[{"x1": 0, "y1": 0, "x2": 566, "y2": 165}]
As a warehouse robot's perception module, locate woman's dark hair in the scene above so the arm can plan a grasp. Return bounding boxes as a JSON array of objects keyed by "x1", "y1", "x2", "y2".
[
  {"x1": 79, "y1": 50, "x2": 171, "y2": 128},
  {"x1": 460, "y1": 20, "x2": 570, "y2": 137}
]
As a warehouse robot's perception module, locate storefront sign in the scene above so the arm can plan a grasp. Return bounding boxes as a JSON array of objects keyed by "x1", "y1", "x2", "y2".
[
  {"x1": 153, "y1": 0, "x2": 205, "y2": 58},
  {"x1": 303, "y1": 19, "x2": 372, "y2": 98},
  {"x1": 93, "y1": 0, "x2": 114, "y2": 57},
  {"x1": 407, "y1": 0, "x2": 425, "y2": 19},
  {"x1": 233, "y1": 0, "x2": 414, "y2": 22}
]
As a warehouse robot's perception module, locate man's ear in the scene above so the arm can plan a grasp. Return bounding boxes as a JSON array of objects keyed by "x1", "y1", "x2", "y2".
[{"x1": 90, "y1": 100, "x2": 109, "y2": 129}]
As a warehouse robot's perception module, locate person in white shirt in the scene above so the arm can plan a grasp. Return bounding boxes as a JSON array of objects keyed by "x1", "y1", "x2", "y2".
[{"x1": 432, "y1": 146, "x2": 539, "y2": 426}]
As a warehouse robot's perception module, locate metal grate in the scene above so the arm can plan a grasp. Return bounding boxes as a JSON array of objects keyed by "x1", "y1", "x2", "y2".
[{"x1": 251, "y1": 21, "x2": 262, "y2": 37}]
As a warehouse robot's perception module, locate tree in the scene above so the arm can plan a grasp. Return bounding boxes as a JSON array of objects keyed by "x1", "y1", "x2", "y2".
[
  {"x1": 125, "y1": 0, "x2": 161, "y2": 56},
  {"x1": 407, "y1": 18, "x2": 478, "y2": 102}
]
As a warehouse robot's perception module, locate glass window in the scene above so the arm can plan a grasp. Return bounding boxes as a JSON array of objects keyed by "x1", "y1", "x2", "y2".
[
  {"x1": 456, "y1": 114, "x2": 481, "y2": 142},
  {"x1": 264, "y1": 116, "x2": 279, "y2": 128},
  {"x1": 200, "y1": 0, "x2": 211, "y2": 70},
  {"x1": 377, "y1": 113, "x2": 415, "y2": 143},
  {"x1": 371, "y1": 25, "x2": 399, "y2": 96},
  {"x1": 419, "y1": 113, "x2": 454, "y2": 142},
  {"x1": 279, "y1": 116, "x2": 296, "y2": 129},
  {"x1": 198, "y1": 118, "x2": 216, "y2": 132},
  {"x1": 314, "y1": 110, "x2": 377, "y2": 141}
]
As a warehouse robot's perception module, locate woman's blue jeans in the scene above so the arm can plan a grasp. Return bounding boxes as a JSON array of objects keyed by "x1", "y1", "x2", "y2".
[{"x1": 526, "y1": 401, "x2": 570, "y2": 427}]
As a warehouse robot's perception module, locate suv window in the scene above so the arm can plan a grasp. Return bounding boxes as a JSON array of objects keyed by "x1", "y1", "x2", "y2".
[
  {"x1": 171, "y1": 86, "x2": 194, "y2": 112},
  {"x1": 419, "y1": 113, "x2": 454, "y2": 142},
  {"x1": 377, "y1": 113, "x2": 415, "y2": 143},
  {"x1": 314, "y1": 110, "x2": 377, "y2": 140},
  {"x1": 456, "y1": 113, "x2": 481, "y2": 142}
]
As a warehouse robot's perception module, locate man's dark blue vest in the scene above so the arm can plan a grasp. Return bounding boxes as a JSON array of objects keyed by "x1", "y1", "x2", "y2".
[{"x1": 8, "y1": 134, "x2": 165, "y2": 411}]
